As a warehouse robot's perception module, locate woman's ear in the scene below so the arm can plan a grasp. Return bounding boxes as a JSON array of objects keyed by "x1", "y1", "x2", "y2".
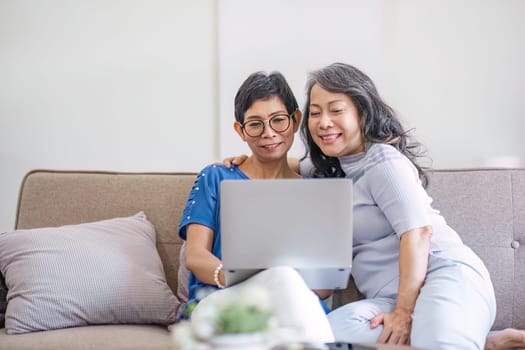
[
  {"x1": 233, "y1": 121, "x2": 246, "y2": 141},
  {"x1": 292, "y1": 110, "x2": 302, "y2": 132}
]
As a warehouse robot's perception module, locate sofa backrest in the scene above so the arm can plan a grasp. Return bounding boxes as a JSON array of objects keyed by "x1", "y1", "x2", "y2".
[
  {"x1": 13, "y1": 168, "x2": 525, "y2": 330},
  {"x1": 15, "y1": 170, "x2": 196, "y2": 299},
  {"x1": 426, "y1": 169, "x2": 524, "y2": 330},
  {"x1": 332, "y1": 168, "x2": 525, "y2": 330}
]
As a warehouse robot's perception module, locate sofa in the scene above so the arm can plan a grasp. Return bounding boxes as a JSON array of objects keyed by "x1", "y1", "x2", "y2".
[{"x1": 0, "y1": 168, "x2": 523, "y2": 350}]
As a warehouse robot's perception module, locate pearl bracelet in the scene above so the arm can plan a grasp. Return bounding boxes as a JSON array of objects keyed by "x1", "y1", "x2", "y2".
[{"x1": 214, "y1": 263, "x2": 225, "y2": 289}]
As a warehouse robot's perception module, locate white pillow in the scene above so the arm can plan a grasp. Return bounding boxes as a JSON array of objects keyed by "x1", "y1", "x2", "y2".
[{"x1": 0, "y1": 212, "x2": 179, "y2": 334}]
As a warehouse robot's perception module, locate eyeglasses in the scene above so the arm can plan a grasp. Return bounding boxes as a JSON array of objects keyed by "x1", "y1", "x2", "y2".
[{"x1": 240, "y1": 113, "x2": 293, "y2": 137}]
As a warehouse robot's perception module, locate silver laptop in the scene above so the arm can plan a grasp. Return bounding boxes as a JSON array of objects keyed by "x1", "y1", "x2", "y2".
[{"x1": 220, "y1": 178, "x2": 353, "y2": 290}]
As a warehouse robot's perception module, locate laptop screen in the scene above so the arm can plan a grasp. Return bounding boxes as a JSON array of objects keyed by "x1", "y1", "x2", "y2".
[{"x1": 220, "y1": 178, "x2": 353, "y2": 289}]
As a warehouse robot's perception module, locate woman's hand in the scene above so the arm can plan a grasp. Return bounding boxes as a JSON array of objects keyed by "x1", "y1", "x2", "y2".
[
  {"x1": 371, "y1": 308, "x2": 412, "y2": 345},
  {"x1": 221, "y1": 155, "x2": 300, "y2": 175},
  {"x1": 371, "y1": 226, "x2": 431, "y2": 345},
  {"x1": 313, "y1": 289, "x2": 332, "y2": 300},
  {"x1": 222, "y1": 154, "x2": 248, "y2": 168}
]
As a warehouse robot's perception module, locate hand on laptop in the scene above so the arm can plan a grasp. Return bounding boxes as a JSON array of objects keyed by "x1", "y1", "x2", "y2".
[{"x1": 314, "y1": 289, "x2": 333, "y2": 299}]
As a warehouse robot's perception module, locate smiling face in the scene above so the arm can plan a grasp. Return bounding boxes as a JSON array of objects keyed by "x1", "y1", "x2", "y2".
[
  {"x1": 307, "y1": 84, "x2": 365, "y2": 158},
  {"x1": 234, "y1": 95, "x2": 299, "y2": 162}
]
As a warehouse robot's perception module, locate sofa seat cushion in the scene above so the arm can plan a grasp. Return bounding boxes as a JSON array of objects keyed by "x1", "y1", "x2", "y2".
[
  {"x1": 0, "y1": 324, "x2": 173, "y2": 350},
  {"x1": 0, "y1": 212, "x2": 179, "y2": 334}
]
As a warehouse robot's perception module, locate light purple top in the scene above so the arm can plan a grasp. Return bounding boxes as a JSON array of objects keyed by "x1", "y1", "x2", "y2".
[{"x1": 300, "y1": 143, "x2": 478, "y2": 298}]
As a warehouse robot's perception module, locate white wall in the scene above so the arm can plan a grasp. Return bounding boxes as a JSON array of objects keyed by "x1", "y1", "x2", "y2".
[
  {"x1": 218, "y1": 0, "x2": 525, "y2": 169},
  {"x1": 218, "y1": 0, "x2": 385, "y2": 160},
  {"x1": 1, "y1": 0, "x2": 524, "y2": 232},
  {"x1": 0, "y1": 0, "x2": 217, "y2": 232},
  {"x1": 383, "y1": 0, "x2": 525, "y2": 168}
]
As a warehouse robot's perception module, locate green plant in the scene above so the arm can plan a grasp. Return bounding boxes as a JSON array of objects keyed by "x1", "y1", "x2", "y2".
[
  {"x1": 185, "y1": 285, "x2": 274, "y2": 340},
  {"x1": 217, "y1": 299, "x2": 272, "y2": 334}
]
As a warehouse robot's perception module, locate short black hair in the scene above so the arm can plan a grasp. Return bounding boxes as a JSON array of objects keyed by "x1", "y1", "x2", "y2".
[{"x1": 234, "y1": 71, "x2": 298, "y2": 123}]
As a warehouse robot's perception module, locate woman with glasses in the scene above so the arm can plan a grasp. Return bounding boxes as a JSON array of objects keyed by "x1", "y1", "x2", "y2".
[{"x1": 178, "y1": 71, "x2": 334, "y2": 344}]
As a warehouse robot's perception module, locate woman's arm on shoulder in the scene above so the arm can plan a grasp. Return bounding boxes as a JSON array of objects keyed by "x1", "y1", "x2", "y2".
[
  {"x1": 221, "y1": 154, "x2": 300, "y2": 174},
  {"x1": 185, "y1": 223, "x2": 224, "y2": 287},
  {"x1": 222, "y1": 154, "x2": 248, "y2": 168}
]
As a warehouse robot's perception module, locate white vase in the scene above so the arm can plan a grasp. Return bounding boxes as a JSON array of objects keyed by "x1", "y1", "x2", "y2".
[{"x1": 210, "y1": 332, "x2": 268, "y2": 350}]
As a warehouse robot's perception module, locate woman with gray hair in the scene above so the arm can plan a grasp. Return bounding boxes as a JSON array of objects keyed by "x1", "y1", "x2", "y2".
[{"x1": 299, "y1": 62, "x2": 522, "y2": 350}]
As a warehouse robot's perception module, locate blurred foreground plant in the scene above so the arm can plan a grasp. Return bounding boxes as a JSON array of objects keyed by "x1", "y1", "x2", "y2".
[{"x1": 172, "y1": 285, "x2": 275, "y2": 349}]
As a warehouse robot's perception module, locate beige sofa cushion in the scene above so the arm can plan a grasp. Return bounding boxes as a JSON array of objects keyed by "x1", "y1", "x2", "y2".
[
  {"x1": 0, "y1": 325, "x2": 174, "y2": 350},
  {"x1": 0, "y1": 212, "x2": 179, "y2": 334}
]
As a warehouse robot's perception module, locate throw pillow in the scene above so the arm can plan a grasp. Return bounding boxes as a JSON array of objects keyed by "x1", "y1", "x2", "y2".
[
  {"x1": 176, "y1": 241, "x2": 190, "y2": 305},
  {"x1": 0, "y1": 212, "x2": 179, "y2": 334}
]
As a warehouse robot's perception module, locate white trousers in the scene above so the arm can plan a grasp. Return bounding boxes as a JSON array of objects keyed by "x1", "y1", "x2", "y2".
[
  {"x1": 194, "y1": 266, "x2": 334, "y2": 343},
  {"x1": 328, "y1": 255, "x2": 496, "y2": 350}
]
